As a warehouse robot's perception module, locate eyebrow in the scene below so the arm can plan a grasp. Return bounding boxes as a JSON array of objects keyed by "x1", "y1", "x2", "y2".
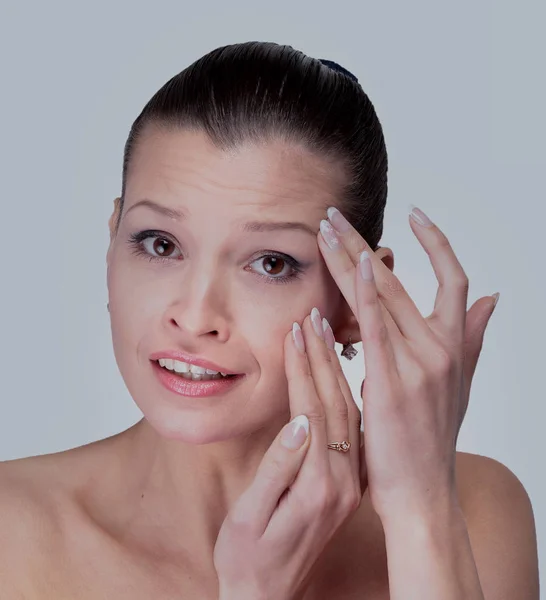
[{"x1": 125, "y1": 198, "x2": 318, "y2": 237}]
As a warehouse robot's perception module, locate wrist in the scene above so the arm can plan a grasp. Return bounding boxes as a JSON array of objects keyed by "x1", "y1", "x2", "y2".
[{"x1": 379, "y1": 489, "x2": 462, "y2": 534}]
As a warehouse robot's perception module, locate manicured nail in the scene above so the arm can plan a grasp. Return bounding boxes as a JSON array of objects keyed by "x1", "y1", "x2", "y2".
[
  {"x1": 327, "y1": 206, "x2": 351, "y2": 233},
  {"x1": 310, "y1": 307, "x2": 324, "y2": 338},
  {"x1": 281, "y1": 414, "x2": 309, "y2": 449},
  {"x1": 491, "y1": 292, "x2": 500, "y2": 308},
  {"x1": 408, "y1": 204, "x2": 434, "y2": 228},
  {"x1": 319, "y1": 219, "x2": 341, "y2": 250},
  {"x1": 322, "y1": 317, "x2": 336, "y2": 350},
  {"x1": 359, "y1": 251, "x2": 374, "y2": 281},
  {"x1": 292, "y1": 322, "x2": 306, "y2": 354}
]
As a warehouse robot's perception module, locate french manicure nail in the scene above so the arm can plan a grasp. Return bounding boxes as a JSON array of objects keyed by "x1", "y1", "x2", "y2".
[
  {"x1": 322, "y1": 317, "x2": 336, "y2": 350},
  {"x1": 319, "y1": 219, "x2": 341, "y2": 250},
  {"x1": 491, "y1": 292, "x2": 500, "y2": 308},
  {"x1": 327, "y1": 206, "x2": 351, "y2": 233},
  {"x1": 292, "y1": 322, "x2": 306, "y2": 354},
  {"x1": 311, "y1": 307, "x2": 324, "y2": 338},
  {"x1": 408, "y1": 204, "x2": 434, "y2": 228},
  {"x1": 359, "y1": 251, "x2": 374, "y2": 281},
  {"x1": 281, "y1": 414, "x2": 309, "y2": 449}
]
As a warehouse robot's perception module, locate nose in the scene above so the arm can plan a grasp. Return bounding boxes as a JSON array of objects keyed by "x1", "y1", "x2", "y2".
[{"x1": 163, "y1": 267, "x2": 231, "y2": 344}]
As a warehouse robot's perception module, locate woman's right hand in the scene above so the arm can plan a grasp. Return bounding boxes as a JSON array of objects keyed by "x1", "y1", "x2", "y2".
[{"x1": 213, "y1": 308, "x2": 367, "y2": 600}]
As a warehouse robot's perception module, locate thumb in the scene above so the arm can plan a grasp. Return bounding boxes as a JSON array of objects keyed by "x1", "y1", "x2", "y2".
[{"x1": 228, "y1": 415, "x2": 311, "y2": 536}]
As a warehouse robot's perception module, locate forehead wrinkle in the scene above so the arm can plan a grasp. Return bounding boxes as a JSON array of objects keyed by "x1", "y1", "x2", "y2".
[
  {"x1": 159, "y1": 161, "x2": 336, "y2": 208},
  {"x1": 128, "y1": 129, "x2": 344, "y2": 217}
]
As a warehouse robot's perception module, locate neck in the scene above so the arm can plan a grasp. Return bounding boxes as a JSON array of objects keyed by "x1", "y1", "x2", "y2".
[{"x1": 92, "y1": 414, "x2": 290, "y2": 566}]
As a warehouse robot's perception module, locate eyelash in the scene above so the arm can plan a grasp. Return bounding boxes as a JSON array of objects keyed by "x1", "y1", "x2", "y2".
[{"x1": 126, "y1": 230, "x2": 304, "y2": 285}]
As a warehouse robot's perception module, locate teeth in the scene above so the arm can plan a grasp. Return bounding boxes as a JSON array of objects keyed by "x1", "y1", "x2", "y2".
[
  {"x1": 157, "y1": 358, "x2": 232, "y2": 379},
  {"x1": 174, "y1": 361, "x2": 189, "y2": 374}
]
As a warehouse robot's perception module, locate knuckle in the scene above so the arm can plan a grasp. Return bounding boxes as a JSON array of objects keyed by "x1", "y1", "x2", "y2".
[
  {"x1": 454, "y1": 273, "x2": 469, "y2": 292},
  {"x1": 340, "y1": 260, "x2": 355, "y2": 280},
  {"x1": 380, "y1": 275, "x2": 404, "y2": 300},
  {"x1": 365, "y1": 322, "x2": 389, "y2": 345},
  {"x1": 436, "y1": 230, "x2": 452, "y2": 250},
  {"x1": 310, "y1": 481, "x2": 335, "y2": 512},
  {"x1": 431, "y1": 346, "x2": 453, "y2": 375},
  {"x1": 264, "y1": 455, "x2": 285, "y2": 482},
  {"x1": 332, "y1": 398, "x2": 349, "y2": 420},
  {"x1": 345, "y1": 490, "x2": 362, "y2": 513},
  {"x1": 306, "y1": 406, "x2": 326, "y2": 423}
]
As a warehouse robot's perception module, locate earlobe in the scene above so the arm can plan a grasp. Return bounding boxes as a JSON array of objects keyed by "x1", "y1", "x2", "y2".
[
  {"x1": 330, "y1": 303, "x2": 362, "y2": 346},
  {"x1": 375, "y1": 245, "x2": 395, "y2": 272}
]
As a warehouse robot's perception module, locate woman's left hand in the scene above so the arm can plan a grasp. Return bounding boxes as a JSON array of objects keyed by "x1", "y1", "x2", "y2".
[{"x1": 318, "y1": 205, "x2": 499, "y2": 522}]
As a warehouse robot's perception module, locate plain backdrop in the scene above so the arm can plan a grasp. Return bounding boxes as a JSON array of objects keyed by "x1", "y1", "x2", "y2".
[{"x1": 0, "y1": 0, "x2": 544, "y2": 590}]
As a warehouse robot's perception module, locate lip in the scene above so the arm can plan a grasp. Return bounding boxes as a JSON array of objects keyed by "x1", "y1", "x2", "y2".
[
  {"x1": 151, "y1": 359, "x2": 245, "y2": 399},
  {"x1": 149, "y1": 350, "x2": 240, "y2": 375}
]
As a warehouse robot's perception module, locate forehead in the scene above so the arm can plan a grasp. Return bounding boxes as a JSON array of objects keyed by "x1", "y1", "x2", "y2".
[{"x1": 124, "y1": 127, "x2": 345, "y2": 215}]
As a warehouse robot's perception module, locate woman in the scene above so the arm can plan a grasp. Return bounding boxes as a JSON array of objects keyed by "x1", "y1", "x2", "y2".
[{"x1": 0, "y1": 41, "x2": 539, "y2": 599}]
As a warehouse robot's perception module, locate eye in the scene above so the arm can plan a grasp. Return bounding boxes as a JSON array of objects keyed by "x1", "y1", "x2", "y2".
[
  {"x1": 127, "y1": 230, "x2": 182, "y2": 261},
  {"x1": 248, "y1": 252, "x2": 303, "y2": 284}
]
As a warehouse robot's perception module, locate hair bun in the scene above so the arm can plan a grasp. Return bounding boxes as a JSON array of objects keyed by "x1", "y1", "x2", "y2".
[{"x1": 318, "y1": 58, "x2": 359, "y2": 83}]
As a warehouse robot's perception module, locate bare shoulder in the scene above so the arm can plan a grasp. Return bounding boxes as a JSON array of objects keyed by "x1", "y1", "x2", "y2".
[
  {"x1": 0, "y1": 436, "x2": 120, "y2": 591},
  {"x1": 0, "y1": 453, "x2": 70, "y2": 594},
  {"x1": 455, "y1": 451, "x2": 540, "y2": 600}
]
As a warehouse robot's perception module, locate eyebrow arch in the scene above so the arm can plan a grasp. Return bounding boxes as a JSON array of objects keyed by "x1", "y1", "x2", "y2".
[
  {"x1": 125, "y1": 198, "x2": 185, "y2": 220},
  {"x1": 125, "y1": 198, "x2": 318, "y2": 237}
]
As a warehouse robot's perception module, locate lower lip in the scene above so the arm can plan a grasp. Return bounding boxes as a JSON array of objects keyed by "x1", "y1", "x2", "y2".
[{"x1": 151, "y1": 360, "x2": 244, "y2": 398}]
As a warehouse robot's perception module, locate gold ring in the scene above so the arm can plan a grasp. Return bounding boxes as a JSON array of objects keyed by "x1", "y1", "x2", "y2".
[{"x1": 327, "y1": 441, "x2": 351, "y2": 452}]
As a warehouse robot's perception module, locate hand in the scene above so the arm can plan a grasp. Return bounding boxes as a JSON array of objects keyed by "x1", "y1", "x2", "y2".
[
  {"x1": 318, "y1": 205, "x2": 498, "y2": 522},
  {"x1": 213, "y1": 310, "x2": 367, "y2": 600}
]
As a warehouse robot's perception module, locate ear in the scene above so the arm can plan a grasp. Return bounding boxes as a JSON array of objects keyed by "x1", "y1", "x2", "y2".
[
  {"x1": 330, "y1": 245, "x2": 395, "y2": 345},
  {"x1": 106, "y1": 197, "x2": 122, "y2": 264}
]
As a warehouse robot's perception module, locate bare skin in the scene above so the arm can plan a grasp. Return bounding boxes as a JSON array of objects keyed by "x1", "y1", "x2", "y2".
[
  {"x1": 0, "y1": 129, "x2": 538, "y2": 598},
  {"x1": 0, "y1": 428, "x2": 488, "y2": 599}
]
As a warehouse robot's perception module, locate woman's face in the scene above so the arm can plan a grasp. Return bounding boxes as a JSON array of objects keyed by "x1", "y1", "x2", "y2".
[{"x1": 107, "y1": 127, "x2": 346, "y2": 442}]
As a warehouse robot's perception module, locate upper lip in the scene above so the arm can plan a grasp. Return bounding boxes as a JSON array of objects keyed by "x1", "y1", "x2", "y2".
[{"x1": 149, "y1": 350, "x2": 240, "y2": 375}]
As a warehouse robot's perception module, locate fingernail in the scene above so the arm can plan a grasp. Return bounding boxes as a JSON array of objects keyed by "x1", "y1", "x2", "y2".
[
  {"x1": 281, "y1": 414, "x2": 309, "y2": 449},
  {"x1": 408, "y1": 204, "x2": 434, "y2": 228},
  {"x1": 327, "y1": 206, "x2": 351, "y2": 233},
  {"x1": 319, "y1": 219, "x2": 341, "y2": 250},
  {"x1": 491, "y1": 292, "x2": 500, "y2": 309},
  {"x1": 359, "y1": 251, "x2": 374, "y2": 281},
  {"x1": 292, "y1": 322, "x2": 306, "y2": 354},
  {"x1": 322, "y1": 317, "x2": 336, "y2": 350},
  {"x1": 310, "y1": 307, "x2": 324, "y2": 338}
]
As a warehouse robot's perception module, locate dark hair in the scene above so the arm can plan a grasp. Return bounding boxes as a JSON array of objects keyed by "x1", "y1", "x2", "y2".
[{"x1": 118, "y1": 41, "x2": 388, "y2": 250}]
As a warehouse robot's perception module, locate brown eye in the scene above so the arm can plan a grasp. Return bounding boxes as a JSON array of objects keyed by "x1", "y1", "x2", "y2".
[
  {"x1": 262, "y1": 256, "x2": 285, "y2": 275},
  {"x1": 142, "y1": 236, "x2": 181, "y2": 259}
]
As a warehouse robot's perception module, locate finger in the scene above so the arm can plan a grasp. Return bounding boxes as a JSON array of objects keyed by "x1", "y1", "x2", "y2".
[
  {"x1": 322, "y1": 317, "x2": 364, "y2": 494},
  {"x1": 320, "y1": 209, "x2": 432, "y2": 342},
  {"x1": 318, "y1": 221, "x2": 405, "y2": 350},
  {"x1": 304, "y1": 308, "x2": 361, "y2": 497},
  {"x1": 462, "y1": 295, "x2": 497, "y2": 383},
  {"x1": 355, "y1": 251, "x2": 399, "y2": 379},
  {"x1": 231, "y1": 323, "x2": 328, "y2": 536},
  {"x1": 284, "y1": 323, "x2": 329, "y2": 475},
  {"x1": 408, "y1": 205, "x2": 469, "y2": 342},
  {"x1": 230, "y1": 414, "x2": 311, "y2": 537},
  {"x1": 303, "y1": 309, "x2": 350, "y2": 452},
  {"x1": 458, "y1": 295, "x2": 498, "y2": 427}
]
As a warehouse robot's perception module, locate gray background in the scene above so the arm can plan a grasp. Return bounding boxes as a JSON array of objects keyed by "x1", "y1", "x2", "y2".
[{"x1": 0, "y1": 0, "x2": 544, "y2": 591}]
